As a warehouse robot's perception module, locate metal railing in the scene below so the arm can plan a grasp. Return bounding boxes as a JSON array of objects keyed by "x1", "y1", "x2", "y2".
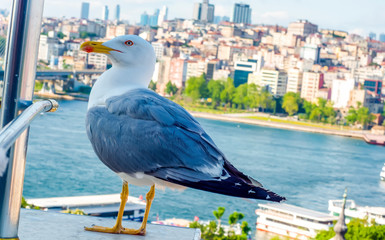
[
  {"x1": 0, "y1": 99, "x2": 58, "y2": 238},
  {"x1": 0, "y1": 0, "x2": 46, "y2": 238}
]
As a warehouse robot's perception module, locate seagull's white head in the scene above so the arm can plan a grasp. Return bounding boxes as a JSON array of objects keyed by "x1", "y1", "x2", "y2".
[
  {"x1": 80, "y1": 35, "x2": 156, "y2": 108},
  {"x1": 81, "y1": 35, "x2": 156, "y2": 69}
]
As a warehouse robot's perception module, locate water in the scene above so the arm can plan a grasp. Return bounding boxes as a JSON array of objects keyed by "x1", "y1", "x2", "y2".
[{"x1": 24, "y1": 100, "x2": 385, "y2": 227}]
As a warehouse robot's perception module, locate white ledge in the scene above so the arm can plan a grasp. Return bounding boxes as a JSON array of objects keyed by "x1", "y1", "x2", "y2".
[{"x1": 19, "y1": 209, "x2": 200, "y2": 240}]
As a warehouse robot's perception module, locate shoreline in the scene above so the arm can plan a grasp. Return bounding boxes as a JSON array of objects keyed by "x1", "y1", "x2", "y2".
[
  {"x1": 33, "y1": 92, "x2": 366, "y2": 140},
  {"x1": 190, "y1": 112, "x2": 366, "y2": 140}
]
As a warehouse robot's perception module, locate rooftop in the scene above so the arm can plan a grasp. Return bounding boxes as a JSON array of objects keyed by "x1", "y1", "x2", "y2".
[{"x1": 19, "y1": 209, "x2": 200, "y2": 240}]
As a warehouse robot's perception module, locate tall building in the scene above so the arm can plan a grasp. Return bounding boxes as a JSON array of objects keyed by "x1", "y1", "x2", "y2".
[
  {"x1": 287, "y1": 68, "x2": 303, "y2": 93},
  {"x1": 233, "y1": 60, "x2": 257, "y2": 87},
  {"x1": 115, "y1": 5, "x2": 120, "y2": 21},
  {"x1": 300, "y1": 44, "x2": 321, "y2": 63},
  {"x1": 331, "y1": 78, "x2": 355, "y2": 108},
  {"x1": 301, "y1": 71, "x2": 324, "y2": 102},
  {"x1": 193, "y1": 0, "x2": 214, "y2": 23},
  {"x1": 102, "y1": 5, "x2": 109, "y2": 21},
  {"x1": 379, "y1": 34, "x2": 385, "y2": 42},
  {"x1": 287, "y1": 20, "x2": 318, "y2": 37},
  {"x1": 369, "y1": 32, "x2": 376, "y2": 40},
  {"x1": 157, "y1": 6, "x2": 168, "y2": 26},
  {"x1": 149, "y1": 9, "x2": 159, "y2": 27},
  {"x1": 140, "y1": 12, "x2": 149, "y2": 26},
  {"x1": 80, "y1": 2, "x2": 89, "y2": 19},
  {"x1": 233, "y1": 3, "x2": 251, "y2": 24}
]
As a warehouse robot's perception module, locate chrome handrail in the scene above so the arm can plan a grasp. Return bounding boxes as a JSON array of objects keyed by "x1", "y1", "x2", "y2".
[
  {"x1": 0, "y1": 100, "x2": 58, "y2": 239},
  {"x1": 0, "y1": 100, "x2": 58, "y2": 167},
  {"x1": 0, "y1": 0, "x2": 46, "y2": 238}
]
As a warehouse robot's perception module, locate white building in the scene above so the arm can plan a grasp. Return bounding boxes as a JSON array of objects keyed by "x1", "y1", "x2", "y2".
[
  {"x1": 151, "y1": 42, "x2": 165, "y2": 60},
  {"x1": 300, "y1": 71, "x2": 323, "y2": 102},
  {"x1": 250, "y1": 68, "x2": 287, "y2": 96},
  {"x1": 287, "y1": 68, "x2": 303, "y2": 93},
  {"x1": 331, "y1": 78, "x2": 355, "y2": 108},
  {"x1": 87, "y1": 53, "x2": 108, "y2": 70},
  {"x1": 38, "y1": 35, "x2": 65, "y2": 63}
]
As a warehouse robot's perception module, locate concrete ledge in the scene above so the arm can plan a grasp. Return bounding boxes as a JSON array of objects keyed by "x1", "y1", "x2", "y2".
[{"x1": 19, "y1": 209, "x2": 200, "y2": 240}]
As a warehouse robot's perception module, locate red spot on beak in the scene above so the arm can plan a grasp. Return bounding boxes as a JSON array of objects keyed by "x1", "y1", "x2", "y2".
[{"x1": 83, "y1": 45, "x2": 94, "y2": 53}]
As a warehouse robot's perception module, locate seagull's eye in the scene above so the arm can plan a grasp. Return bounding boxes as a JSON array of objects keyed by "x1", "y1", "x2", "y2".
[{"x1": 124, "y1": 40, "x2": 134, "y2": 46}]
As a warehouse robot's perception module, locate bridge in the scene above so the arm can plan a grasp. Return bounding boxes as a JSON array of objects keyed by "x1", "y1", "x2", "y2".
[{"x1": 0, "y1": 69, "x2": 104, "y2": 81}]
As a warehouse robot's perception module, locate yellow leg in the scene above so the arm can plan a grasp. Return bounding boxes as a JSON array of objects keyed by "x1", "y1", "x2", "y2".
[{"x1": 84, "y1": 183, "x2": 156, "y2": 236}]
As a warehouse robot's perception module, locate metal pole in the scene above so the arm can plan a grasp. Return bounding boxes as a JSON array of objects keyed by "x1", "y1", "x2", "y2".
[{"x1": 0, "y1": 0, "x2": 45, "y2": 238}]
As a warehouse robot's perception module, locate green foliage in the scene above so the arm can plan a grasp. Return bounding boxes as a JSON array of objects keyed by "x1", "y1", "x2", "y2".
[
  {"x1": 228, "y1": 212, "x2": 244, "y2": 226},
  {"x1": 61, "y1": 208, "x2": 86, "y2": 215},
  {"x1": 233, "y1": 84, "x2": 249, "y2": 109},
  {"x1": 57, "y1": 31, "x2": 66, "y2": 39},
  {"x1": 346, "y1": 104, "x2": 375, "y2": 129},
  {"x1": 300, "y1": 98, "x2": 336, "y2": 123},
  {"x1": 282, "y1": 92, "x2": 301, "y2": 116},
  {"x1": 220, "y1": 78, "x2": 236, "y2": 106},
  {"x1": 165, "y1": 81, "x2": 178, "y2": 95},
  {"x1": 0, "y1": 36, "x2": 6, "y2": 56},
  {"x1": 34, "y1": 81, "x2": 43, "y2": 92},
  {"x1": 315, "y1": 218, "x2": 385, "y2": 240},
  {"x1": 213, "y1": 207, "x2": 226, "y2": 223},
  {"x1": 185, "y1": 74, "x2": 209, "y2": 100},
  {"x1": 189, "y1": 207, "x2": 249, "y2": 240},
  {"x1": 148, "y1": 80, "x2": 157, "y2": 91},
  {"x1": 79, "y1": 32, "x2": 98, "y2": 39},
  {"x1": 21, "y1": 196, "x2": 40, "y2": 210},
  {"x1": 208, "y1": 80, "x2": 225, "y2": 106}
]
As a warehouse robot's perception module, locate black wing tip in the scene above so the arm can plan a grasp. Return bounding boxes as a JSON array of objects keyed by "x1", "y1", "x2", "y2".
[{"x1": 266, "y1": 192, "x2": 286, "y2": 202}]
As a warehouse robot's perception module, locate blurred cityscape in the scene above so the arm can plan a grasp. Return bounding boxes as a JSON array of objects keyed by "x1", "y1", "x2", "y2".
[{"x1": 0, "y1": 0, "x2": 385, "y2": 126}]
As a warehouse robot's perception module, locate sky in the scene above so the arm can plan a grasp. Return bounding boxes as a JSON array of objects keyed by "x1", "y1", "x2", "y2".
[{"x1": 1, "y1": 0, "x2": 385, "y2": 38}]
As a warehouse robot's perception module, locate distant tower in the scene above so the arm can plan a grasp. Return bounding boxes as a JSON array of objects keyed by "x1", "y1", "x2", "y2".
[
  {"x1": 369, "y1": 32, "x2": 376, "y2": 40},
  {"x1": 140, "y1": 12, "x2": 149, "y2": 26},
  {"x1": 233, "y1": 3, "x2": 251, "y2": 24},
  {"x1": 149, "y1": 9, "x2": 159, "y2": 27},
  {"x1": 115, "y1": 4, "x2": 120, "y2": 21},
  {"x1": 157, "y1": 6, "x2": 168, "y2": 26},
  {"x1": 102, "y1": 5, "x2": 109, "y2": 21},
  {"x1": 193, "y1": 0, "x2": 214, "y2": 23},
  {"x1": 81, "y1": 2, "x2": 90, "y2": 19},
  {"x1": 379, "y1": 33, "x2": 385, "y2": 42},
  {"x1": 330, "y1": 189, "x2": 348, "y2": 240},
  {"x1": 193, "y1": 2, "x2": 201, "y2": 20}
]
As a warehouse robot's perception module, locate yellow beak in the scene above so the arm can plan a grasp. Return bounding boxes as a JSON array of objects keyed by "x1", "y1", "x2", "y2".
[{"x1": 80, "y1": 41, "x2": 120, "y2": 54}]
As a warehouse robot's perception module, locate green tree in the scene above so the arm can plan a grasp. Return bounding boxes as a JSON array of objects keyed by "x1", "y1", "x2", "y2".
[
  {"x1": 282, "y1": 92, "x2": 300, "y2": 116},
  {"x1": 213, "y1": 207, "x2": 226, "y2": 229},
  {"x1": 259, "y1": 90, "x2": 275, "y2": 112},
  {"x1": 148, "y1": 80, "x2": 157, "y2": 91},
  {"x1": 346, "y1": 107, "x2": 358, "y2": 125},
  {"x1": 315, "y1": 218, "x2": 385, "y2": 240},
  {"x1": 220, "y1": 78, "x2": 235, "y2": 107},
  {"x1": 185, "y1": 74, "x2": 209, "y2": 101},
  {"x1": 165, "y1": 81, "x2": 178, "y2": 96},
  {"x1": 57, "y1": 31, "x2": 66, "y2": 39},
  {"x1": 233, "y1": 83, "x2": 249, "y2": 109},
  {"x1": 247, "y1": 83, "x2": 261, "y2": 109},
  {"x1": 207, "y1": 80, "x2": 225, "y2": 107},
  {"x1": 356, "y1": 106, "x2": 375, "y2": 129}
]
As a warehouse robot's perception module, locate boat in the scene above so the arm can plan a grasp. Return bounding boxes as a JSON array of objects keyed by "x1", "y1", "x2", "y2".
[
  {"x1": 363, "y1": 133, "x2": 385, "y2": 146},
  {"x1": 328, "y1": 199, "x2": 385, "y2": 225},
  {"x1": 26, "y1": 194, "x2": 146, "y2": 221},
  {"x1": 255, "y1": 203, "x2": 337, "y2": 240},
  {"x1": 381, "y1": 163, "x2": 385, "y2": 181}
]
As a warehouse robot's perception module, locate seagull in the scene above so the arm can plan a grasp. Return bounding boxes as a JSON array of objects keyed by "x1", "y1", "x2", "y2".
[{"x1": 80, "y1": 35, "x2": 285, "y2": 235}]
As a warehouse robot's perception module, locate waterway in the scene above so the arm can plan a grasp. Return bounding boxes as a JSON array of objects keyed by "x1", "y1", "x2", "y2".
[{"x1": 23, "y1": 100, "x2": 385, "y2": 230}]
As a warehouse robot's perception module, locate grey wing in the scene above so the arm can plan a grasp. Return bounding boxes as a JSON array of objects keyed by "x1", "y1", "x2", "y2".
[
  {"x1": 86, "y1": 88, "x2": 225, "y2": 179},
  {"x1": 86, "y1": 89, "x2": 285, "y2": 202}
]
